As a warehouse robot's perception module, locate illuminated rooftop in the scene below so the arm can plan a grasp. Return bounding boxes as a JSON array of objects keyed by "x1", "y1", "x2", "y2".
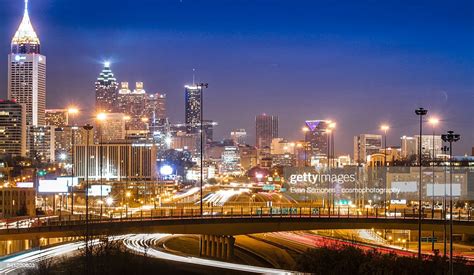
[{"x1": 11, "y1": 0, "x2": 40, "y2": 53}]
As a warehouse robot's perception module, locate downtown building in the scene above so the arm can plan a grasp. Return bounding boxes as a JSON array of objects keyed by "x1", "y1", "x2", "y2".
[
  {"x1": 8, "y1": 0, "x2": 46, "y2": 128},
  {"x1": 74, "y1": 142, "x2": 157, "y2": 181},
  {"x1": 116, "y1": 82, "x2": 167, "y2": 131},
  {"x1": 353, "y1": 134, "x2": 382, "y2": 164},
  {"x1": 231, "y1": 129, "x2": 247, "y2": 145},
  {"x1": 304, "y1": 120, "x2": 329, "y2": 164},
  {"x1": 0, "y1": 100, "x2": 26, "y2": 157},
  {"x1": 184, "y1": 85, "x2": 202, "y2": 134},
  {"x1": 255, "y1": 114, "x2": 278, "y2": 150},
  {"x1": 45, "y1": 109, "x2": 68, "y2": 127},
  {"x1": 7, "y1": 1, "x2": 55, "y2": 161},
  {"x1": 95, "y1": 62, "x2": 118, "y2": 113}
]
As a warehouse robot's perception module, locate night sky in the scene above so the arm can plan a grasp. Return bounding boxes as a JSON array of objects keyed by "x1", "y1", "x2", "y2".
[{"x1": 0, "y1": 0, "x2": 473, "y2": 155}]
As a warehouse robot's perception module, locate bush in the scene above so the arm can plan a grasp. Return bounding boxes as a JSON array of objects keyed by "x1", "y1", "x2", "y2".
[{"x1": 295, "y1": 245, "x2": 473, "y2": 275}]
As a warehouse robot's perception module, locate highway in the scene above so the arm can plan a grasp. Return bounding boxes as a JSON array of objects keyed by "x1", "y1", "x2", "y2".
[
  {"x1": 123, "y1": 234, "x2": 294, "y2": 274},
  {"x1": 0, "y1": 234, "x2": 294, "y2": 275}
]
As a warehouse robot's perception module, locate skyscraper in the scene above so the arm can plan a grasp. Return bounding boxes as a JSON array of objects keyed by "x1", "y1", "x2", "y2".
[
  {"x1": 255, "y1": 114, "x2": 278, "y2": 149},
  {"x1": 45, "y1": 109, "x2": 69, "y2": 127},
  {"x1": 353, "y1": 134, "x2": 382, "y2": 163},
  {"x1": 231, "y1": 129, "x2": 247, "y2": 145},
  {"x1": 117, "y1": 82, "x2": 167, "y2": 131},
  {"x1": 95, "y1": 62, "x2": 118, "y2": 113},
  {"x1": 0, "y1": 100, "x2": 26, "y2": 157},
  {"x1": 184, "y1": 85, "x2": 202, "y2": 134},
  {"x1": 305, "y1": 120, "x2": 330, "y2": 159},
  {"x1": 8, "y1": 0, "x2": 46, "y2": 127}
]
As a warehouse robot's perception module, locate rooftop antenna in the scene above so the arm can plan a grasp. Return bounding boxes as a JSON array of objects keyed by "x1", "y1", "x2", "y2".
[
  {"x1": 25, "y1": 0, "x2": 28, "y2": 13},
  {"x1": 192, "y1": 68, "x2": 196, "y2": 85}
]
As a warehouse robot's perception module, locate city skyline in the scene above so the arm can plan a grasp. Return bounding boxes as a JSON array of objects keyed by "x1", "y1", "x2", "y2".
[{"x1": 0, "y1": 0, "x2": 472, "y2": 154}]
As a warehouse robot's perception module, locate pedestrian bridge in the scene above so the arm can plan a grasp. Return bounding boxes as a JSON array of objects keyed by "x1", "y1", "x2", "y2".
[{"x1": 0, "y1": 207, "x2": 472, "y2": 241}]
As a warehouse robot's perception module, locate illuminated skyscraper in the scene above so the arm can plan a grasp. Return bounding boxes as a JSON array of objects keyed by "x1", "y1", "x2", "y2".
[
  {"x1": 8, "y1": 0, "x2": 46, "y2": 126},
  {"x1": 184, "y1": 85, "x2": 202, "y2": 134},
  {"x1": 117, "y1": 82, "x2": 167, "y2": 131},
  {"x1": 305, "y1": 120, "x2": 329, "y2": 158},
  {"x1": 45, "y1": 109, "x2": 68, "y2": 127},
  {"x1": 255, "y1": 114, "x2": 278, "y2": 149},
  {"x1": 0, "y1": 100, "x2": 26, "y2": 157},
  {"x1": 231, "y1": 129, "x2": 247, "y2": 145},
  {"x1": 353, "y1": 134, "x2": 382, "y2": 163},
  {"x1": 95, "y1": 62, "x2": 117, "y2": 113}
]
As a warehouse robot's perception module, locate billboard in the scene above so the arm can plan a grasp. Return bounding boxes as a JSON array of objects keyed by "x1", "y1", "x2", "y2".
[
  {"x1": 39, "y1": 179, "x2": 68, "y2": 193},
  {"x1": 88, "y1": 185, "x2": 112, "y2": 197},
  {"x1": 16, "y1": 182, "x2": 33, "y2": 188},
  {"x1": 426, "y1": 184, "x2": 461, "y2": 197}
]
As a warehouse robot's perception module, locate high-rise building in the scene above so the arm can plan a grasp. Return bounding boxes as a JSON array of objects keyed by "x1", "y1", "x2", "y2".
[
  {"x1": 220, "y1": 146, "x2": 240, "y2": 174},
  {"x1": 203, "y1": 120, "x2": 216, "y2": 143},
  {"x1": 414, "y1": 135, "x2": 443, "y2": 158},
  {"x1": 97, "y1": 113, "x2": 126, "y2": 142},
  {"x1": 400, "y1": 136, "x2": 417, "y2": 159},
  {"x1": 45, "y1": 109, "x2": 68, "y2": 127},
  {"x1": 8, "y1": 0, "x2": 46, "y2": 127},
  {"x1": 255, "y1": 114, "x2": 278, "y2": 149},
  {"x1": 0, "y1": 100, "x2": 26, "y2": 157},
  {"x1": 145, "y1": 93, "x2": 166, "y2": 126},
  {"x1": 305, "y1": 120, "x2": 329, "y2": 158},
  {"x1": 95, "y1": 62, "x2": 117, "y2": 113},
  {"x1": 353, "y1": 134, "x2": 382, "y2": 163},
  {"x1": 184, "y1": 85, "x2": 202, "y2": 134},
  {"x1": 27, "y1": 126, "x2": 55, "y2": 162},
  {"x1": 117, "y1": 82, "x2": 167, "y2": 131},
  {"x1": 74, "y1": 143, "x2": 157, "y2": 181},
  {"x1": 231, "y1": 129, "x2": 247, "y2": 145}
]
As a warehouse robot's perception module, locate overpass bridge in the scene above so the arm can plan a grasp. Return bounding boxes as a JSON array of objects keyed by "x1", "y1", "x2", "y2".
[{"x1": 0, "y1": 207, "x2": 472, "y2": 241}]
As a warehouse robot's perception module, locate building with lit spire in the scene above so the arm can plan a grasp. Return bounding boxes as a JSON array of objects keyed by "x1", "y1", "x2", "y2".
[
  {"x1": 8, "y1": 0, "x2": 46, "y2": 126},
  {"x1": 95, "y1": 62, "x2": 118, "y2": 113}
]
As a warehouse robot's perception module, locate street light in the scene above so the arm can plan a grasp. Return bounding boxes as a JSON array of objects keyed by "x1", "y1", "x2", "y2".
[
  {"x1": 441, "y1": 130, "x2": 460, "y2": 275},
  {"x1": 96, "y1": 113, "x2": 107, "y2": 218},
  {"x1": 302, "y1": 127, "x2": 309, "y2": 166},
  {"x1": 68, "y1": 107, "x2": 79, "y2": 214},
  {"x1": 415, "y1": 107, "x2": 428, "y2": 260},
  {"x1": 82, "y1": 124, "x2": 93, "y2": 273},
  {"x1": 428, "y1": 117, "x2": 439, "y2": 252},
  {"x1": 380, "y1": 124, "x2": 389, "y2": 208},
  {"x1": 196, "y1": 83, "x2": 208, "y2": 217}
]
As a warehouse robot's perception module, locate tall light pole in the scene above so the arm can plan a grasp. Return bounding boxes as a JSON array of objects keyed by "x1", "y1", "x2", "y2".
[
  {"x1": 380, "y1": 124, "x2": 389, "y2": 208},
  {"x1": 441, "y1": 130, "x2": 460, "y2": 275},
  {"x1": 196, "y1": 83, "x2": 208, "y2": 217},
  {"x1": 415, "y1": 107, "x2": 428, "y2": 260},
  {"x1": 68, "y1": 107, "x2": 79, "y2": 214},
  {"x1": 83, "y1": 124, "x2": 93, "y2": 274},
  {"x1": 97, "y1": 112, "x2": 107, "y2": 218},
  {"x1": 441, "y1": 145, "x2": 449, "y2": 258},
  {"x1": 302, "y1": 127, "x2": 309, "y2": 167},
  {"x1": 123, "y1": 115, "x2": 131, "y2": 211},
  {"x1": 328, "y1": 122, "x2": 336, "y2": 207},
  {"x1": 428, "y1": 117, "x2": 439, "y2": 252},
  {"x1": 326, "y1": 128, "x2": 332, "y2": 209}
]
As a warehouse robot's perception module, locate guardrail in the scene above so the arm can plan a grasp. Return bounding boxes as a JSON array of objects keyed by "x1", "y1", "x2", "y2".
[{"x1": 1, "y1": 206, "x2": 472, "y2": 231}]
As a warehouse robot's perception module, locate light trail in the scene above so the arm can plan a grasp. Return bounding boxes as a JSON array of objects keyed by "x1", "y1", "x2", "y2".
[
  {"x1": 122, "y1": 234, "x2": 294, "y2": 274},
  {"x1": 0, "y1": 239, "x2": 100, "y2": 274}
]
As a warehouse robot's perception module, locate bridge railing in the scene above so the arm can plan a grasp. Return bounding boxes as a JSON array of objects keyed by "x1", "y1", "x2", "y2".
[{"x1": 1, "y1": 206, "x2": 472, "y2": 231}]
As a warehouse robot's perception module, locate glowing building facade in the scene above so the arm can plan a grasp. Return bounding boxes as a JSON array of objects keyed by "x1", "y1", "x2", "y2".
[
  {"x1": 95, "y1": 62, "x2": 118, "y2": 113},
  {"x1": 8, "y1": 0, "x2": 46, "y2": 127},
  {"x1": 184, "y1": 85, "x2": 202, "y2": 134}
]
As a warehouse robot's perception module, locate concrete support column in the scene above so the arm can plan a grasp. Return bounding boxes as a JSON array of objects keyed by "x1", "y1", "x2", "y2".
[
  {"x1": 216, "y1": 236, "x2": 222, "y2": 258},
  {"x1": 205, "y1": 235, "x2": 211, "y2": 256}
]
